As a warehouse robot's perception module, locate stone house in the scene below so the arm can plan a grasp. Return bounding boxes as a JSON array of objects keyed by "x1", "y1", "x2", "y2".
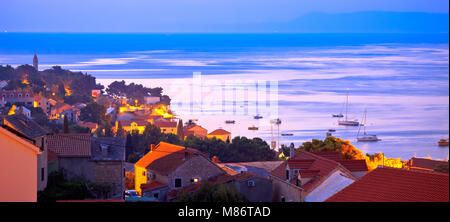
[
  {"x1": 207, "y1": 128, "x2": 231, "y2": 142},
  {"x1": 134, "y1": 142, "x2": 226, "y2": 201},
  {"x1": 270, "y1": 147, "x2": 358, "y2": 202},
  {"x1": 183, "y1": 124, "x2": 208, "y2": 139},
  {"x1": 47, "y1": 134, "x2": 126, "y2": 197},
  {"x1": 0, "y1": 90, "x2": 35, "y2": 107}
]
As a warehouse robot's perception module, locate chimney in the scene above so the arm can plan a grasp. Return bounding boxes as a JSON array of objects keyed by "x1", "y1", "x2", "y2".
[
  {"x1": 183, "y1": 150, "x2": 189, "y2": 160},
  {"x1": 150, "y1": 144, "x2": 155, "y2": 152},
  {"x1": 289, "y1": 143, "x2": 295, "y2": 159},
  {"x1": 211, "y1": 156, "x2": 219, "y2": 163}
]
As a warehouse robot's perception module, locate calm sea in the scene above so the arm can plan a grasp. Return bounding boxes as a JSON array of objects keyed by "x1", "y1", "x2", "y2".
[{"x1": 1, "y1": 33, "x2": 448, "y2": 160}]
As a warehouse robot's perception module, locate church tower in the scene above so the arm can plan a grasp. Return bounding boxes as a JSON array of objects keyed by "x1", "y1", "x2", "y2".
[{"x1": 33, "y1": 53, "x2": 38, "y2": 70}]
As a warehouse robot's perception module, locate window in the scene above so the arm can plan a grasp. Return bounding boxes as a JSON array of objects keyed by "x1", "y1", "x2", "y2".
[
  {"x1": 286, "y1": 170, "x2": 290, "y2": 180},
  {"x1": 174, "y1": 178, "x2": 182, "y2": 188},
  {"x1": 41, "y1": 137, "x2": 45, "y2": 149},
  {"x1": 247, "y1": 180, "x2": 255, "y2": 187},
  {"x1": 41, "y1": 168, "x2": 45, "y2": 181},
  {"x1": 191, "y1": 177, "x2": 200, "y2": 183},
  {"x1": 142, "y1": 171, "x2": 146, "y2": 176},
  {"x1": 153, "y1": 192, "x2": 159, "y2": 199},
  {"x1": 281, "y1": 196, "x2": 285, "y2": 202}
]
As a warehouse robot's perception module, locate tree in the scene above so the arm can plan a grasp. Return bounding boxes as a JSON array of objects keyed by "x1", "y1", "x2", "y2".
[
  {"x1": 177, "y1": 119, "x2": 184, "y2": 140},
  {"x1": 79, "y1": 102, "x2": 107, "y2": 124},
  {"x1": 175, "y1": 181, "x2": 246, "y2": 202},
  {"x1": 116, "y1": 121, "x2": 126, "y2": 137},
  {"x1": 63, "y1": 115, "x2": 69, "y2": 133},
  {"x1": 299, "y1": 136, "x2": 365, "y2": 160}
]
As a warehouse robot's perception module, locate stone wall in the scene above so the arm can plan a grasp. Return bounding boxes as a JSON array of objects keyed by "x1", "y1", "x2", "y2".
[{"x1": 169, "y1": 155, "x2": 224, "y2": 190}]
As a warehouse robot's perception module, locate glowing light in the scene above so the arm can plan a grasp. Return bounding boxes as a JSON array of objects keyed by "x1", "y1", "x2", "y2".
[
  {"x1": 33, "y1": 101, "x2": 38, "y2": 108},
  {"x1": 22, "y1": 74, "x2": 30, "y2": 85},
  {"x1": 8, "y1": 105, "x2": 16, "y2": 115}
]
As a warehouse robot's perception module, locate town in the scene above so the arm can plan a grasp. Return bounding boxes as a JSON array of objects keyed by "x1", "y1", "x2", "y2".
[{"x1": 0, "y1": 55, "x2": 448, "y2": 202}]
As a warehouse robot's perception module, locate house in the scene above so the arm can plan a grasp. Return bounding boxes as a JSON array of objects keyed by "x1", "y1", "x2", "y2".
[
  {"x1": 47, "y1": 134, "x2": 126, "y2": 197},
  {"x1": 116, "y1": 118, "x2": 149, "y2": 134},
  {"x1": 59, "y1": 107, "x2": 81, "y2": 123},
  {"x1": 0, "y1": 114, "x2": 50, "y2": 192},
  {"x1": 405, "y1": 157, "x2": 448, "y2": 172},
  {"x1": 183, "y1": 124, "x2": 208, "y2": 139},
  {"x1": 214, "y1": 171, "x2": 273, "y2": 202},
  {"x1": 207, "y1": 129, "x2": 231, "y2": 142},
  {"x1": 0, "y1": 125, "x2": 42, "y2": 202},
  {"x1": 77, "y1": 121, "x2": 98, "y2": 133},
  {"x1": 313, "y1": 151, "x2": 369, "y2": 179},
  {"x1": 10, "y1": 106, "x2": 32, "y2": 119},
  {"x1": 326, "y1": 167, "x2": 449, "y2": 202},
  {"x1": 144, "y1": 96, "x2": 161, "y2": 105},
  {"x1": 154, "y1": 120, "x2": 178, "y2": 135},
  {"x1": 270, "y1": 147, "x2": 357, "y2": 202},
  {"x1": 33, "y1": 94, "x2": 52, "y2": 116},
  {"x1": 134, "y1": 142, "x2": 226, "y2": 201},
  {"x1": 0, "y1": 90, "x2": 35, "y2": 107},
  {"x1": 50, "y1": 102, "x2": 72, "y2": 120}
]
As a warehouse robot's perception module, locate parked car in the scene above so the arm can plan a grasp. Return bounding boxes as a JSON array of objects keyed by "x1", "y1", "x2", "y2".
[{"x1": 124, "y1": 190, "x2": 139, "y2": 198}]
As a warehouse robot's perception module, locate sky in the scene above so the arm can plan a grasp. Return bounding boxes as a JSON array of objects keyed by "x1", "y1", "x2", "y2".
[{"x1": 0, "y1": 0, "x2": 449, "y2": 32}]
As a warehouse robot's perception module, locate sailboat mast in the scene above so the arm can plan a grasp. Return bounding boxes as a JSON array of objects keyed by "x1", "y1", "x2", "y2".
[
  {"x1": 364, "y1": 109, "x2": 367, "y2": 135},
  {"x1": 345, "y1": 89, "x2": 349, "y2": 121}
]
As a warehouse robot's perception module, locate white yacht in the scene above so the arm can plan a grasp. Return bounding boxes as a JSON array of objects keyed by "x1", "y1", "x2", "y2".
[
  {"x1": 338, "y1": 89, "x2": 360, "y2": 126},
  {"x1": 357, "y1": 109, "x2": 381, "y2": 142}
]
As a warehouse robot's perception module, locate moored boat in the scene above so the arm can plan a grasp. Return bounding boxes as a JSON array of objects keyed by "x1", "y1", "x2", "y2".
[
  {"x1": 254, "y1": 114, "x2": 263, "y2": 119},
  {"x1": 338, "y1": 89, "x2": 360, "y2": 126},
  {"x1": 356, "y1": 109, "x2": 380, "y2": 142},
  {"x1": 248, "y1": 126, "x2": 259, "y2": 130},
  {"x1": 281, "y1": 133, "x2": 293, "y2": 136},
  {"x1": 438, "y1": 139, "x2": 449, "y2": 146},
  {"x1": 225, "y1": 120, "x2": 235, "y2": 124}
]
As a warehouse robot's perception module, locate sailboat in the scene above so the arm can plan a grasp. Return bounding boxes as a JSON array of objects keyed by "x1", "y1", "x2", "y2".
[
  {"x1": 357, "y1": 109, "x2": 381, "y2": 142},
  {"x1": 338, "y1": 89, "x2": 360, "y2": 126}
]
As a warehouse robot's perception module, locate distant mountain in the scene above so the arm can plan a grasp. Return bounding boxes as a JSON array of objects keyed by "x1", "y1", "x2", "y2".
[
  {"x1": 200, "y1": 11, "x2": 449, "y2": 33},
  {"x1": 274, "y1": 11, "x2": 449, "y2": 33}
]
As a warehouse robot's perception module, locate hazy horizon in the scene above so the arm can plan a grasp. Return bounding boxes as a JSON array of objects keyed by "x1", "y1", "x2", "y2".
[{"x1": 1, "y1": 0, "x2": 449, "y2": 33}]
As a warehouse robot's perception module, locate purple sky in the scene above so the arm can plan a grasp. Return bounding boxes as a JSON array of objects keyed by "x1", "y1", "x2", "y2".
[{"x1": 1, "y1": 0, "x2": 448, "y2": 32}]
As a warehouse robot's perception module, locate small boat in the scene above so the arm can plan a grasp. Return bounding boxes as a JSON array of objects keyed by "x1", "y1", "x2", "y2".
[
  {"x1": 338, "y1": 89, "x2": 360, "y2": 126},
  {"x1": 254, "y1": 114, "x2": 263, "y2": 119},
  {"x1": 332, "y1": 114, "x2": 344, "y2": 118},
  {"x1": 357, "y1": 109, "x2": 381, "y2": 142},
  {"x1": 281, "y1": 133, "x2": 293, "y2": 136},
  {"x1": 438, "y1": 139, "x2": 449, "y2": 146},
  {"x1": 328, "y1": 129, "x2": 336, "y2": 132},
  {"x1": 248, "y1": 126, "x2": 259, "y2": 130},
  {"x1": 225, "y1": 120, "x2": 235, "y2": 124}
]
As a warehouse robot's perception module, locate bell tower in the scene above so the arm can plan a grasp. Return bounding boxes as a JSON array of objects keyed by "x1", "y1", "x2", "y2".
[{"x1": 33, "y1": 53, "x2": 38, "y2": 70}]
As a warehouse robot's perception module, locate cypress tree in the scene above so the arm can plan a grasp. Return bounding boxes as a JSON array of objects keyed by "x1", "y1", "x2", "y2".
[{"x1": 63, "y1": 115, "x2": 69, "y2": 133}]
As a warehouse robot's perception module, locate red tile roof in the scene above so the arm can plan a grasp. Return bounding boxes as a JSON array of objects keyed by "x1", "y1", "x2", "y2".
[
  {"x1": 299, "y1": 170, "x2": 321, "y2": 178},
  {"x1": 288, "y1": 159, "x2": 315, "y2": 169},
  {"x1": 154, "y1": 121, "x2": 177, "y2": 128},
  {"x1": 271, "y1": 149, "x2": 353, "y2": 192},
  {"x1": 407, "y1": 158, "x2": 448, "y2": 171},
  {"x1": 313, "y1": 151, "x2": 342, "y2": 161},
  {"x1": 208, "y1": 129, "x2": 230, "y2": 136},
  {"x1": 135, "y1": 142, "x2": 213, "y2": 176},
  {"x1": 326, "y1": 167, "x2": 449, "y2": 202},
  {"x1": 135, "y1": 142, "x2": 185, "y2": 168},
  {"x1": 336, "y1": 159, "x2": 369, "y2": 172},
  {"x1": 47, "y1": 134, "x2": 91, "y2": 157},
  {"x1": 141, "y1": 181, "x2": 167, "y2": 192}
]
